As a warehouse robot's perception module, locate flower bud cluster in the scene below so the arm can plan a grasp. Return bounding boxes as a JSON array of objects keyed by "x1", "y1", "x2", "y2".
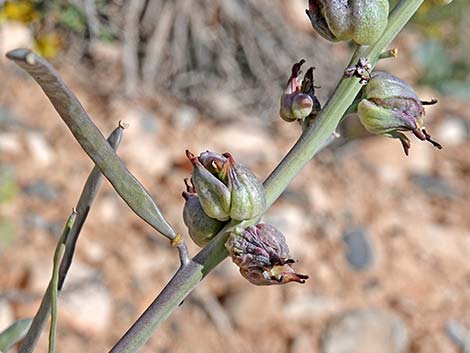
[{"x1": 182, "y1": 150, "x2": 266, "y2": 246}]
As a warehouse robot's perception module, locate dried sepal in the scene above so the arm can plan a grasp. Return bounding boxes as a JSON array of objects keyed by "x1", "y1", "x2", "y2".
[{"x1": 225, "y1": 224, "x2": 308, "y2": 286}]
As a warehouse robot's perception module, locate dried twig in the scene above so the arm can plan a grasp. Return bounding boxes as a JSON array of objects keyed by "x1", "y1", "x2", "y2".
[{"x1": 122, "y1": 0, "x2": 146, "y2": 96}]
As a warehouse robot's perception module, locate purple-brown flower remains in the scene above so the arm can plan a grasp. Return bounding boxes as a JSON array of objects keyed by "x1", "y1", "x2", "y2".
[{"x1": 225, "y1": 223, "x2": 308, "y2": 286}]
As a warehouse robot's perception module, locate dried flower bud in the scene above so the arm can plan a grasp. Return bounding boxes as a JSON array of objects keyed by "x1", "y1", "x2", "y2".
[
  {"x1": 280, "y1": 60, "x2": 321, "y2": 123},
  {"x1": 358, "y1": 71, "x2": 442, "y2": 155},
  {"x1": 182, "y1": 180, "x2": 224, "y2": 247},
  {"x1": 225, "y1": 223, "x2": 308, "y2": 286},
  {"x1": 306, "y1": 0, "x2": 389, "y2": 45},
  {"x1": 187, "y1": 150, "x2": 266, "y2": 221}
]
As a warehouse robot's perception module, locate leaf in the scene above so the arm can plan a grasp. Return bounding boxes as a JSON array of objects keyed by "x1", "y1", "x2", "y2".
[
  {"x1": 0, "y1": 318, "x2": 32, "y2": 352},
  {"x1": 6, "y1": 49, "x2": 177, "y2": 240}
]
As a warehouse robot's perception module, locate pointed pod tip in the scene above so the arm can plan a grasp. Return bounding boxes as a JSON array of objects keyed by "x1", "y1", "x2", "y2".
[
  {"x1": 6, "y1": 48, "x2": 36, "y2": 65},
  {"x1": 118, "y1": 120, "x2": 129, "y2": 129}
]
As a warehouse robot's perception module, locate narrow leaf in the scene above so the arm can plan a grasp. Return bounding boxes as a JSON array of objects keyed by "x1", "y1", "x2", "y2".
[
  {"x1": 0, "y1": 319, "x2": 32, "y2": 352},
  {"x1": 6, "y1": 49, "x2": 177, "y2": 240}
]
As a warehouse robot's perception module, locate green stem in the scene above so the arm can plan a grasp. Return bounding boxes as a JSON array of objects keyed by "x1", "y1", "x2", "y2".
[
  {"x1": 48, "y1": 211, "x2": 76, "y2": 353},
  {"x1": 18, "y1": 126, "x2": 124, "y2": 353},
  {"x1": 109, "y1": 1, "x2": 424, "y2": 352}
]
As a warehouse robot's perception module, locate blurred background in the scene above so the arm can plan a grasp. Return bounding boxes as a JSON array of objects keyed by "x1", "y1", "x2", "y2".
[{"x1": 0, "y1": 0, "x2": 469, "y2": 352}]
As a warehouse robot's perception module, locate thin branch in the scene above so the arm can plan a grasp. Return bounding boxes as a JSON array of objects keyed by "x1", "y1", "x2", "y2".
[
  {"x1": 58, "y1": 123, "x2": 124, "y2": 290},
  {"x1": 48, "y1": 212, "x2": 76, "y2": 353},
  {"x1": 108, "y1": 1, "x2": 426, "y2": 352},
  {"x1": 82, "y1": 0, "x2": 101, "y2": 43},
  {"x1": 18, "y1": 125, "x2": 124, "y2": 353},
  {"x1": 142, "y1": 1, "x2": 175, "y2": 91},
  {"x1": 122, "y1": 0, "x2": 146, "y2": 96}
]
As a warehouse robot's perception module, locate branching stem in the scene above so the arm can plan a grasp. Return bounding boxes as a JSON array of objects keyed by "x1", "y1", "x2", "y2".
[{"x1": 108, "y1": 1, "x2": 425, "y2": 352}]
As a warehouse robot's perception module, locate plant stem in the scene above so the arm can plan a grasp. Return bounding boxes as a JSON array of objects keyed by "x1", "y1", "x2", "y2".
[
  {"x1": 109, "y1": 1, "x2": 425, "y2": 352},
  {"x1": 18, "y1": 126, "x2": 124, "y2": 353}
]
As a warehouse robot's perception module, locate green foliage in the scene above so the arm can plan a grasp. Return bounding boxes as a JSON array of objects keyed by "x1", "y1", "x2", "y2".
[
  {"x1": 0, "y1": 166, "x2": 17, "y2": 203},
  {"x1": 0, "y1": 219, "x2": 15, "y2": 250},
  {"x1": 412, "y1": 1, "x2": 470, "y2": 99},
  {"x1": 414, "y1": 40, "x2": 470, "y2": 100}
]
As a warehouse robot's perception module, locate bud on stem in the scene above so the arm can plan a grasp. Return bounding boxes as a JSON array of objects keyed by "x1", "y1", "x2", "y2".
[
  {"x1": 225, "y1": 224, "x2": 308, "y2": 286},
  {"x1": 357, "y1": 71, "x2": 442, "y2": 155}
]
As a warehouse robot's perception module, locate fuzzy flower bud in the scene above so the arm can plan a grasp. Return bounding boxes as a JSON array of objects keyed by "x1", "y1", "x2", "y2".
[
  {"x1": 358, "y1": 71, "x2": 442, "y2": 155},
  {"x1": 280, "y1": 59, "x2": 321, "y2": 123},
  {"x1": 186, "y1": 150, "x2": 266, "y2": 221},
  {"x1": 306, "y1": 0, "x2": 389, "y2": 45},
  {"x1": 225, "y1": 223, "x2": 308, "y2": 286},
  {"x1": 182, "y1": 180, "x2": 224, "y2": 247}
]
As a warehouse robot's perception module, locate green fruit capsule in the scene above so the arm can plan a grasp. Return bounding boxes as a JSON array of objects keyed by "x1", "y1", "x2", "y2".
[
  {"x1": 186, "y1": 150, "x2": 266, "y2": 221},
  {"x1": 182, "y1": 190, "x2": 224, "y2": 247},
  {"x1": 358, "y1": 71, "x2": 442, "y2": 155},
  {"x1": 306, "y1": 0, "x2": 389, "y2": 45}
]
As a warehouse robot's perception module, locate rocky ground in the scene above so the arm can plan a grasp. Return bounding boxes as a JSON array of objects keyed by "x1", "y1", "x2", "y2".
[{"x1": 1, "y1": 13, "x2": 470, "y2": 353}]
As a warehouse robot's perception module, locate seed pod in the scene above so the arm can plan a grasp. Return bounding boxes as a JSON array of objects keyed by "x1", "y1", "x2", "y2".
[
  {"x1": 182, "y1": 180, "x2": 224, "y2": 247},
  {"x1": 187, "y1": 150, "x2": 266, "y2": 221},
  {"x1": 357, "y1": 71, "x2": 442, "y2": 155},
  {"x1": 225, "y1": 223, "x2": 308, "y2": 286},
  {"x1": 306, "y1": 0, "x2": 389, "y2": 45},
  {"x1": 280, "y1": 60, "x2": 321, "y2": 123}
]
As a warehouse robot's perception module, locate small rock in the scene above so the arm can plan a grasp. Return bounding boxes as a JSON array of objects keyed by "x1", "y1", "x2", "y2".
[
  {"x1": 0, "y1": 133, "x2": 22, "y2": 154},
  {"x1": 0, "y1": 107, "x2": 24, "y2": 131},
  {"x1": 436, "y1": 117, "x2": 468, "y2": 146},
  {"x1": 59, "y1": 261, "x2": 110, "y2": 334},
  {"x1": 290, "y1": 334, "x2": 315, "y2": 353},
  {"x1": 212, "y1": 123, "x2": 277, "y2": 163},
  {"x1": 23, "y1": 211, "x2": 50, "y2": 231},
  {"x1": 26, "y1": 132, "x2": 55, "y2": 167},
  {"x1": 445, "y1": 320, "x2": 470, "y2": 353},
  {"x1": 0, "y1": 299, "x2": 15, "y2": 332},
  {"x1": 284, "y1": 295, "x2": 340, "y2": 321},
  {"x1": 224, "y1": 286, "x2": 283, "y2": 331},
  {"x1": 23, "y1": 180, "x2": 58, "y2": 202},
  {"x1": 322, "y1": 309, "x2": 408, "y2": 353},
  {"x1": 203, "y1": 92, "x2": 242, "y2": 121},
  {"x1": 343, "y1": 227, "x2": 374, "y2": 271},
  {"x1": 360, "y1": 138, "x2": 432, "y2": 183},
  {"x1": 61, "y1": 281, "x2": 113, "y2": 334},
  {"x1": 138, "y1": 109, "x2": 160, "y2": 134},
  {"x1": 97, "y1": 192, "x2": 121, "y2": 223},
  {"x1": 410, "y1": 173, "x2": 456, "y2": 199},
  {"x1": 172, "y1": 105, "x2": 198, "y2": 130}
]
